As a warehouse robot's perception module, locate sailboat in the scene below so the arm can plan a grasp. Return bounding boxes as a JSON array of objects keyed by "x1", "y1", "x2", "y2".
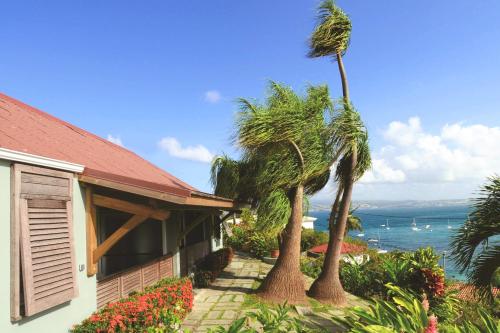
[
  {"x1": 386, "y1": 219, "x2": 390, "y2": 230},
  {"x1": 376, "y1": 229, "x2": 387, "y2": 254},
  {"x1": 411, "y1": 218, "x2": 421, "y2": 231},
  {"x1": 447, "y1": 219, "x2": 452, "y2": 229}
]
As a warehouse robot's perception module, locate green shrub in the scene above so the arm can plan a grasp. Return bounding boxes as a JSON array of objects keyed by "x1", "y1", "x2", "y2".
[
  {"x1": 300, "y1": 255, "x2": 324, "y2": 279},
  {"x1": 194, "y1": 248, "x2": 234, "y2": 288},
  {"x1": 225, "y1": 221, "x2": 278, "y2": 258},
  {"x1": 333, "y1": 283, "x2": 500, "y2": 333},
  {"x1": 300, "y1": 229, "x2": 329, "y2": 252}
]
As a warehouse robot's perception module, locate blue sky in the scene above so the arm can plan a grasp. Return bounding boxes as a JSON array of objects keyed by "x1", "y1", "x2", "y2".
[{"x1": 1, "y1": 1, "x2": 499, "y2": 201}]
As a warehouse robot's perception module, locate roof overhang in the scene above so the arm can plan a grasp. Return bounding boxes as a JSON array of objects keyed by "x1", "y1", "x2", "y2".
[
  {"x1": 79, "y1": 174, "x2": 243, "y2": 210},
  {"x1": 0, "y1": 147, "x2": 84, "y2": 173}
]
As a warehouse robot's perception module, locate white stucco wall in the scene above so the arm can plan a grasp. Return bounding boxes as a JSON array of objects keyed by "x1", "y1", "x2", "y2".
[{"x1": 0, "y1": 160, "x2": 97, "y2": 333}]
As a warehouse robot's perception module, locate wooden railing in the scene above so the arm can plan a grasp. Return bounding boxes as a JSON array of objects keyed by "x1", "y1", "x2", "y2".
[{"x1": 96, "y1": 254, "x2": 174, "y2": 308}]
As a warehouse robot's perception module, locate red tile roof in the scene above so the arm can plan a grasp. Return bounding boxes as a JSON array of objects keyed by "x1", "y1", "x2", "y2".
[
  {"x1": 0, "y1": 93, "x2": 198, "y2": 198},
  {"x1": 449, "y1": 283, "x2": 500, "y2": 302}
]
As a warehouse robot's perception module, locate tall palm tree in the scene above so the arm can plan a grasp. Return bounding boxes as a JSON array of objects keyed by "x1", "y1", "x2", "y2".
[
  {"x1": 307, "y1": 0, "x2": 371, "y2": 305},
  {"x1": 308, "y1": 105, "x2": 371, "y2": 304},
  {"x1": 450, "y1": 176, "x2": 500, "y2": 301},
  {"x1": 212, "y1": 81, "x2": 337, "y2": 303}
]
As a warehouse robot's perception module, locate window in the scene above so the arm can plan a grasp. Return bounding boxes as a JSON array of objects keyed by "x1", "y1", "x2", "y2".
[
  {"x1": 11, "y1": 164, "x2": 78, "y2": 320},
  {"x1": 97, "y1": 208, "x2": 163, "y2": 278}
]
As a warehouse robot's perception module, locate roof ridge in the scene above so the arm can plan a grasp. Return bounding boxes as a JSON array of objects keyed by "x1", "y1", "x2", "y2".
[{"x1": 0, "y1": 92, "x2": 196, "y2": 192}]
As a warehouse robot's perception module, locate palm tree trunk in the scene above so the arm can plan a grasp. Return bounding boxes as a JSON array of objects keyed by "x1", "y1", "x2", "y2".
[
  {"x1": 308, "y1": 148, "x2": 357, "y2": 304},
  {"x1": 336, "y1": 52, "x2": 349, "y2": 101},
  {"x1": 258, "y1": 185, "x2": 307, "y2": 304},
  {"x1": 328, "y1": 186, "x2": 343, "y2": 230}
]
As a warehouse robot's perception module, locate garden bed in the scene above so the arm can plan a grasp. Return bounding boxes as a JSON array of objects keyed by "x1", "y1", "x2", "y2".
[{"x1": 71, "y1": 277, "x2": 193, "y2": 332}]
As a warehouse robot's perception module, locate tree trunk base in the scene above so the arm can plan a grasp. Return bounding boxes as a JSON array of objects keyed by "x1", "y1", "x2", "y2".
[
  {"x1": 257, "y1": 263, "x2": 307, "y2": 304},
  {"x1": 308, "y1": 276, "x2": 347, "y2": 306}
]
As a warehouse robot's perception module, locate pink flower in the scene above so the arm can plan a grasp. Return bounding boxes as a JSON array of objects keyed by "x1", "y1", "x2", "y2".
[{"x1": 425, "y1": 315, "x2": 438, "y2": 333}]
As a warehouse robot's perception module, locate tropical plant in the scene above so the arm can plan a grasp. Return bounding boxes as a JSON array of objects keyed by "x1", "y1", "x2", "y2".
[
  {"x1": 300, "y1": 229, "x2": 329, "y2": 252},
  {"x1": 212, "y1": 81, "x2": 339, "y2": 303},
  {"x1": 346, "y1": 207, "x2": 363, "y2": 236},
  {"x1": 307, "y1": 0, "x2": 372, "y2": 305},
  {"x1": 333, "y1": 284, "x2": 500, "y2": 333},
  {"x1": 333, "y1": 284, "x2": 434, "y2": 332},
  {"x1": 208, "y1": 304, "x2": 319, "y2": 333},
  {"x1": 450, "y1": 175, "x2": 500, "y2": 301}
]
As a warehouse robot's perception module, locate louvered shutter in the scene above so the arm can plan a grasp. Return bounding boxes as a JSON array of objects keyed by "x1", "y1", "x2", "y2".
[{"x1": 15, "y1": 164, "x2": 78, "y2": 316}]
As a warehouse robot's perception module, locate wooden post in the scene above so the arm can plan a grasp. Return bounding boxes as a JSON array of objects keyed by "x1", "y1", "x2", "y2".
[{"x1": 85, "y1": 187, "x2": 98, "y2": 276}]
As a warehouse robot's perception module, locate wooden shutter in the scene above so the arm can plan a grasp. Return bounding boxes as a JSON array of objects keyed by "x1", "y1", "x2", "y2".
[{"x1": 13, "y1": 164, "x2": 78, "y2": 317}]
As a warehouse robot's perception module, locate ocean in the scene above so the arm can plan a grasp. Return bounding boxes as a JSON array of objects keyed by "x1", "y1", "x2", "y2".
[{"x1": 309, "y1": 205, "x2": 470, "y2": 280}]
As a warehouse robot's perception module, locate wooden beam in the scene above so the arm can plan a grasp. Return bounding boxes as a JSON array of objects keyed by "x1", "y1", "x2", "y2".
[
  {"x1": 85, "y1": 187, "x2": 98, "y2": 276},
  {"x1": 184, "y1": 196, "x2": 238, "y2": 209},
  {"x1": 93, "y1": 214, "x2": 150, "y2": 263},
  {"x1": 93, "y1": 194, "x2": 170, "y2": 221},
  {"x1": 79, "y1": 175, "x2": 187, "y2": 205},
  {"x1": 177, "y1": 212, "x2": 212, "y2": 244}
]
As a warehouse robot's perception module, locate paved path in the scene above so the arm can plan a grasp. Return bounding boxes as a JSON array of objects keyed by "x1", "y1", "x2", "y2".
[
  {"x1": 182, "y1": 254, "x2": 265, "y2": 332},
  {"x1": 182, "y1": 253, "x2": 367, "y2": 332}
]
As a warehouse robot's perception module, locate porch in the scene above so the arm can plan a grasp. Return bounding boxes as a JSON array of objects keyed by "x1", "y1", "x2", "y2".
[{"x1": 82, "y1": 181, "x2": 239, "y2": 309}]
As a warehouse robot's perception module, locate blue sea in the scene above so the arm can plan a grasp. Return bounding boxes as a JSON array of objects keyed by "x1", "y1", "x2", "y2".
[{"x1": 310, "y1": 205, "x2": 470, "y2": 281}]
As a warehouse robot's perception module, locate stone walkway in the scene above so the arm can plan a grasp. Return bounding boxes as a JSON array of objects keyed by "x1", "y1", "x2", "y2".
[
  {"x1": 182, "y1": 253, "x2": 367, "y2": 332},
  {"x1": 182, "y1": 254, "x2": 265, "y2": 332}
]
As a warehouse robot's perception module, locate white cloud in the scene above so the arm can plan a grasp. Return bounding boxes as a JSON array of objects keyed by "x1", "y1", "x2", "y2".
[
  {"x1": 313, "y1": 117, "x2": 500, "y2": 201},
  {"x1": 373, "y1": 117, "x2": 500, "y2": 185},
  {"x1": 360, "y1": 159, "x2": 406, "y2": 183},
  {"x1": 204, "y1": 90, "x2": 221, "y2": 103},
  {"x1": 158, "y1": 137, "x2": 214, "y2": 163},
  {"x1": 107, "y1": 134, "x2": 123, "y2": 147}
]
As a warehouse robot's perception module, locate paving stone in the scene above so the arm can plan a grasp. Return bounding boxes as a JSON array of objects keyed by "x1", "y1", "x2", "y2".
[
  {"x1": 221, "y1": 310, "x2": 238, "y2": 319},
  {"x1": 233, "y1": 295, "x2": 245, "y2": 302},
  {"x1": 199, "y1": 319, "x2": 234, "y2": 326},
  {"x1": 205, "y1": 310, "x2": 222, "y2": 319},
  {"x1": 219, "y1": 294, "x2": 234, "y2": 302},
  {"x1": 186, "y1": 311, "x2": 205, "y2": 320},
  {"x1": 205, "y1": 295, "x2": 220, "y2": 303}
]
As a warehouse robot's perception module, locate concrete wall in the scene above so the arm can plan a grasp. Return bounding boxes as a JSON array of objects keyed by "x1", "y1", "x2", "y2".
[{"x1": 0, "y1": 160, "x2": 97, "y2": 333}]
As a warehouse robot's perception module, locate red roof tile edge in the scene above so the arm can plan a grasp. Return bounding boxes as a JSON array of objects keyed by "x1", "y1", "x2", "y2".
[{"x1": 83, "y1": 168, "x2": 192, "y2": 197}]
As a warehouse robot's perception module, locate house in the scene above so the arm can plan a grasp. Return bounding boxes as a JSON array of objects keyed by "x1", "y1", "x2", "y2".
[{"x1": 0, "y1": 93, "x2": 240, "y2": 332}]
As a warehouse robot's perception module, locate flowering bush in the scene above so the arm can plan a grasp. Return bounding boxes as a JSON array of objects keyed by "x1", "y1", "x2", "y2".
[
  {"x1": 422, "y1": 268, "x2": 445, "y2": 297},
  {"x1": 71, "y1": 277, "x2": 193, "y2": 333}
]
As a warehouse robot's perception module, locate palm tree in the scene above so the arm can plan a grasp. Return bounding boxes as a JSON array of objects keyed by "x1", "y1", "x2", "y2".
[
  {"x1": 212, "y1": 81, "x2": 337, "y2": 303},
  {"x1": 450, "y1": 176, "x2": 500, "y2": 301},
  {"x1": 306, "y1": 0, "x2": 372, "y2": 305},
  {"x1": 308, "y1": 105, "x2": 370, "y2": 304},
  {"x1": 308, "y1": 0, "x2": 352, "y2": 102}
]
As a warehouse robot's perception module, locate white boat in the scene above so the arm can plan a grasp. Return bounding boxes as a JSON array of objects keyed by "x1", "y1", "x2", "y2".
[
  {"x1": 377, "y1": 249, "x2": 388, "y2": 254},
  {"x1": 411, "y1": 218, "x2": 421, "y2": 231},
  {"x1": 425, "y1": 224, "x2": 431, "y2": 229},
  {"x1": 386, "y1": 219, "x2": 391, "y2": 230},
  {"x1": 368, "y1": 238, "x2": 379, "y2": 243},
  {"x1": 447, "y1": 219, "x2": 452, "y2": 229},
  {"x1": 356, "y1": 233, "x2": 365, "y2": 237}
]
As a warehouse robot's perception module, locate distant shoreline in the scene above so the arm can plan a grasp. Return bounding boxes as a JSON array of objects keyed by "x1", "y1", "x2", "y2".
[{"x1": 310, "y1": 200, "x2": 471, "y2": 212}]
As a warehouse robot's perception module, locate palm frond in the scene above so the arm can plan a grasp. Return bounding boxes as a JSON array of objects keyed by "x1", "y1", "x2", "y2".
[
  {"x1": 308, "y1": 0, "x2": 352, "y2": 60},
  {"x1": 450, "y1": 175, "x2": 500, "y2": 301}
]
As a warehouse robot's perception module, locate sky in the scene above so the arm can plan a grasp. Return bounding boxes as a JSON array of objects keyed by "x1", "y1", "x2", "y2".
[{"x1": 1, "y1": 1, "x2": 499, "y2": 202}]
